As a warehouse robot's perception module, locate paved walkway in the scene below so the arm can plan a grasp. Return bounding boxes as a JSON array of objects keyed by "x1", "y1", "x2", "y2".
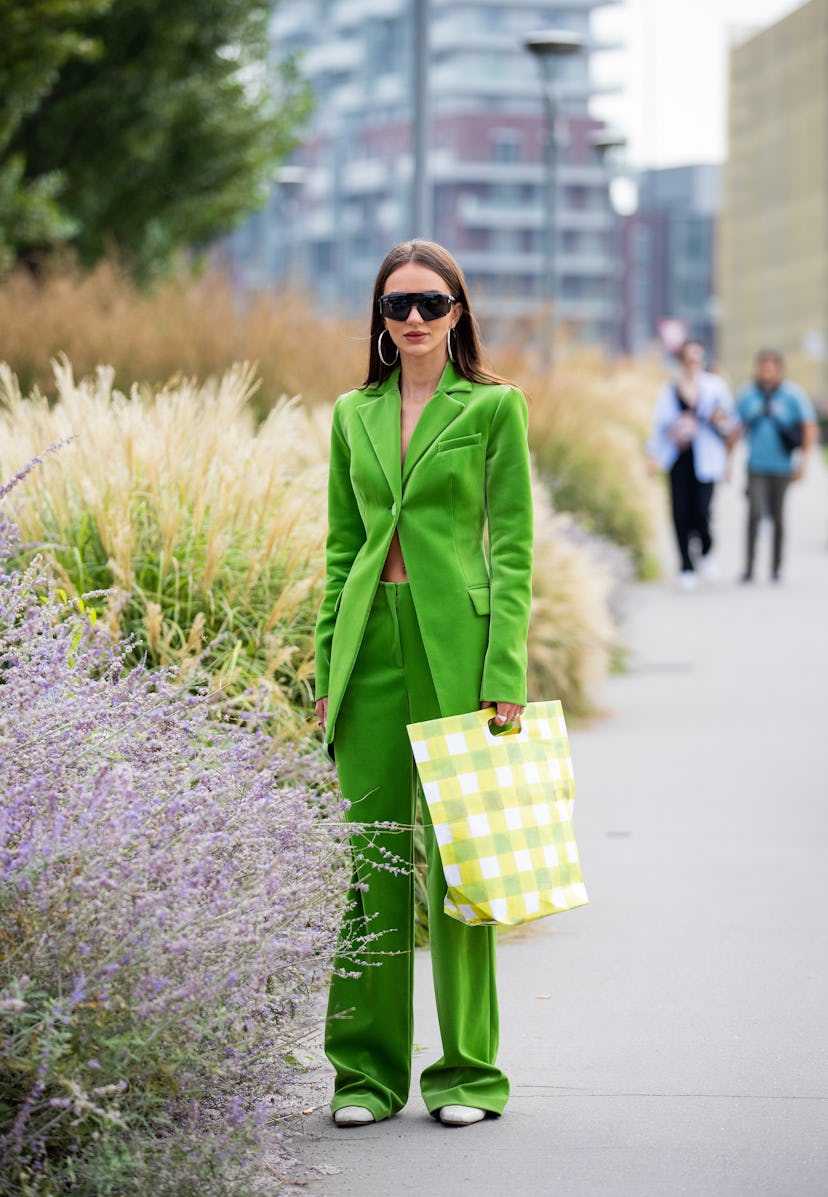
[{"x1": 296, "y1": 450, "x2": 828, "y2": 1196}]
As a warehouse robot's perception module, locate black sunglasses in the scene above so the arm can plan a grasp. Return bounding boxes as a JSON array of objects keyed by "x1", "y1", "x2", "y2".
[{"x1": 378, "y1": 291, "x2": 457, "y2": 322}]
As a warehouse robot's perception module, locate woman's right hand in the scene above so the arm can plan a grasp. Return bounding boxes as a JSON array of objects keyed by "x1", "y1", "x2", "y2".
[{"x1": 316, "y1": 696, "x2": 328, "y2": 734}]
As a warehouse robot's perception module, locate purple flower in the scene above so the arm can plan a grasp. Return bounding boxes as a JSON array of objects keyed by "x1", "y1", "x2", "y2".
[{"x1": 0, "y1": 463, "x2": 353, "y2": 1189}]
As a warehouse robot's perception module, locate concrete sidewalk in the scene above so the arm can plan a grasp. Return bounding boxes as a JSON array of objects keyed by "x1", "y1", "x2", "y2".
[{"x1": 296, "y1": 453, "x2": 828, "y2": 1196}]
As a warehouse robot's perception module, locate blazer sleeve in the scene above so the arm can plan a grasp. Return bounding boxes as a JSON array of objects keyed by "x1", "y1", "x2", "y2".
[
  {"x1": 314, "y1": 399, "x2": 366, "y2": 700},
  {"x1": 481, "y1": 386, "x2": 533, "y2": 705},
  {"x1": 646, "y1": 383, "x2": 679, "y2": 470}
]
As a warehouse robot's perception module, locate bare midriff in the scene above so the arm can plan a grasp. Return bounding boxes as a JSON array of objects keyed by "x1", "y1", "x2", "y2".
[
  {"x1": 381, "y1": 529, "x2": 408, "y2": 582},
  {"x1": 381, "y1": 384, "x2": 432, "y2": 582}
]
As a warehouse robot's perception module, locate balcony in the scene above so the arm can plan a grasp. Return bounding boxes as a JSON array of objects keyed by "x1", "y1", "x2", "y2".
[
  {"x1": 556, "y1": 253, "x2": 617, "y2": 277},
  {"x1": 558, "y1": 208, "x2": 616, "y2": 232},
  {"x1": 330, "y1": 0, "x2": 403, "y2": 27},
  {"x1": 303, "y1": 39, "x2": 362, "y2": 76},
  {"x1": 459, "y1": 247, "x2": 614, "y2": 279},
  {"x1": 431, "y1": 24, "x2": 621, "y2": 58},
  {"x1": 458, "y1": 250, "x2": 541, "y2": 275},
  {"x1": 555, "y1": 297, "x2": 618, "y2": 320},
  {"x1": 449, "y1": 0, "x2": 621, "y2": 8},
  {"x1": 430, "y1": 64, "x2": 593, "y2": 106},
  {"x1": 473, "y1": 294, "x2": 617, "y2": 324},
  {"x1": 473, "y1": 295, "x2": 542, "y2": 321},
  {"x1": 432, "y1": 153, "x2": 543, "y2": 186},
  {"x1": 458, "y1": 195, "x2": 544, "y2": 230},
  {"x1": 341, "y1": 158, "x2": 392, "y2": 194}
]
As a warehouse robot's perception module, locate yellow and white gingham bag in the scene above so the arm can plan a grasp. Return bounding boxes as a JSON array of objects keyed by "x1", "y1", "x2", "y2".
[{"x1": 407, "y1": 701, "x2": 588, "y2": 927}]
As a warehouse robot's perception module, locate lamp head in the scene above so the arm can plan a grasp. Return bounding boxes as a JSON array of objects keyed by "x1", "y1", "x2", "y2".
[
  {"x1": 590, "y1": 129, "x2": 627, "y2": 156},
  {"x1": 523, "y1": 28, "x2": 585, "y2": 58}
]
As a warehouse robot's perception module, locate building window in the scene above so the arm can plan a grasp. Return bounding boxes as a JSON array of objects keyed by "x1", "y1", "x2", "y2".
[
  {"x1": 566, "y1": 185, "x2": 589, "y2": 210},
  {"x1": 491, "y1": 129, "x2": 522, "y2": 163},
  {"x1": 491, "y1": 229, "x2": 520, "y2": 254},
  {"x1": 489, "y1": 183, "x2": 520, "y2": 208},
  {"x1": 633, "y1": 224, "x2": 653, "y2": 265}
]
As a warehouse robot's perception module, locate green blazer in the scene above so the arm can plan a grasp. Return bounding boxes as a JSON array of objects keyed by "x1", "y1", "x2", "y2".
[{"x1": 315, "y1": 361, "x2": 533, "y2": 746}]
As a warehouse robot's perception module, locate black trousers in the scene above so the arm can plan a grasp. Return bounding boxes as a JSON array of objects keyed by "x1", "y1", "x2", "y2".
[
  {"x1": 669, "y1": 450, "x2": 714, "y2": 572},
  {"x1": 746, "y1": 470, "x2": 790, "y2": 577}
]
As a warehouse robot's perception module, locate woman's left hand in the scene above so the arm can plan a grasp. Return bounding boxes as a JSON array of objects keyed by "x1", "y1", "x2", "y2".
[{"x1": 481, "y1": 700, "x2": 525, "y2": 727}]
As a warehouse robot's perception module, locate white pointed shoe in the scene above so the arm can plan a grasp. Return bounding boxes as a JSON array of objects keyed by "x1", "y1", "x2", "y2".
[
  {"x1": 438, "y1": 1105, "x2": 486, "y2": 1126},
  {"x1": 333, "y1": 1106, "x2": 375, "y2": 1127}
]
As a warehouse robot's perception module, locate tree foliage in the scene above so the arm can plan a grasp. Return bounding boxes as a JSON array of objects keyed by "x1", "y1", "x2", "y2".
[
  {"x1": 0, "y1": 0, "x2": 310, "y2": 276},
  {"x1": 0, "y1": 0, "x2": 112, "y2": 269}
]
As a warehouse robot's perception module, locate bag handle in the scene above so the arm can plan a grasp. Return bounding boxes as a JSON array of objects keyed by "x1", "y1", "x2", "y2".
[
  {"x1": 488, "y1": 716, "x2": 522, "y2": 736},
  {"x1": 477, "y1": 707, "x2": 529, "y2": 744}
]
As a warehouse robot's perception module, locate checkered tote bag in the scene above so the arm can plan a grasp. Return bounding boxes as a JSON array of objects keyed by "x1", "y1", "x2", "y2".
[{"x1": 407, "y1": 701, "x2": 588, "y2": 927}]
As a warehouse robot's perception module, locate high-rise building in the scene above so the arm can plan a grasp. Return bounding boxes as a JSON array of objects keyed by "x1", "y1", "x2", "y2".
[
  {"x1": 720, "y1": 0, "x2": 828, "y2": 398},
  {"x1": 223, "y1": 1, "x2": 624, "y2": 346},
  {"x1": 621, "y1": 164, "x2": 721, "y2": 357}
]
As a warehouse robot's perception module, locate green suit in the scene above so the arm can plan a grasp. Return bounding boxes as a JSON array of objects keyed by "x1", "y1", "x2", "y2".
[
  {"x1": 315, "y1": 361, "x2": 533, "y2": 1119},
  {"x1": 316, "y1": 362, "x2": 533, "y2": 734}
]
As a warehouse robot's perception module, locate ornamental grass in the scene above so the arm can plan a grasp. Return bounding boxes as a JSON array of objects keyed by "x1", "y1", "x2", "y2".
[
  {"x1": 0, "y1": 359, "x2": 331, "y2": 739},
  {"x1": 500, "y1": 344, "x2": 667, "y2": 577},
  {"x1": 1, "y1": 357, "x2": 633, "y2": 734},
  {"x1": 0, "y1": 259, "x2": 365, "y2": 416},
  {"x1": 528, "y1": 476, "x2": 628, "y2": 718},
  {"x1": 0, "y1": 487, "x2": 349, "y2": 1196},
  {"x1": 0, "y1": 262, "x2": 666, "y2": 576}
]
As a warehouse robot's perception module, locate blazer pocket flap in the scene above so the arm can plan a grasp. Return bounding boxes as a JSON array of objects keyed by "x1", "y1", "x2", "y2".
[
  {"x1": 437, "y1": 433, "x2": 483, "y2": 452},
  {"x1": 468, "y1": 585, "x2": 491, "y2": 615}
]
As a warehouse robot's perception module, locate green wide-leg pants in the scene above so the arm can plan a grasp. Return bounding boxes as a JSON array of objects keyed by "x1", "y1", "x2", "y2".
[{"x1": 326, "y1": 581, "x2": 509, "y2": 1120}]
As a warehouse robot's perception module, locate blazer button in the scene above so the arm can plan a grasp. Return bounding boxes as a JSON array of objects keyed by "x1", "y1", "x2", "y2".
[{"x1": 391, "y1": 502, "x2": 398, "y2": 518}]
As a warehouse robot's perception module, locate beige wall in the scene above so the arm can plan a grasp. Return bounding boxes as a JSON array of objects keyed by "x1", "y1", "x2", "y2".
[{"x1": 720, "y1": 0, "x2": 828, "y2": 400}]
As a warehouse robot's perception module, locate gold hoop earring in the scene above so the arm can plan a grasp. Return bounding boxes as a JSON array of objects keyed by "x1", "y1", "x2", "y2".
[
  {"x1": 447, "y1": 327, "x2": 456, "y2": 363},
  {"x1": 378, "y1": 329, "x2": 399, "y2": 367}
]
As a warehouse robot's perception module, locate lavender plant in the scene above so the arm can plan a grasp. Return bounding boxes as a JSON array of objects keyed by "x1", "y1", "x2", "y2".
[{"x1": 0, "y1": 489, "x2": 348, "y2": 1195}]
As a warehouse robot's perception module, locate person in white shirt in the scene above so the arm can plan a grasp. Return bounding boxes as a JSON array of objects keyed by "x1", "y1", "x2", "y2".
[{"x1": 647, "y1": 340, "x2": 733, "y2": 589}]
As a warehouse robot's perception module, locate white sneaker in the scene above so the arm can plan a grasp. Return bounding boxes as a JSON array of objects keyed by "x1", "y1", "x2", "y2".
[
  {"x1": 678, "y1": 570, "x2": 698, "y2": 591},
  {"x1": 438, "y1": 1105, "x2": 486, "y2": 1126},
  {"x1": 698, "y1": 555, "x2": 719, "y2": 582},
  {"x1": 333, "y1": 1106, "x2": 375, "y2": 1126}
]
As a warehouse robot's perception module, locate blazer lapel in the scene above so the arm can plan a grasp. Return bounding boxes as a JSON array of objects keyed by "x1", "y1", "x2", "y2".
[
  {"x1": 357, "y1": 373, "x2": 402, "y2": 505},
  {"x1": 402, "y1": 364, "x2": 472, "y2": 488}
]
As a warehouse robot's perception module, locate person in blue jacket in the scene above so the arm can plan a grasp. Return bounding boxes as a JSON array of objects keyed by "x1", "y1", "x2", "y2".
[{"x1": 734, "y1": 349, "x2": 818, "y2": 583}]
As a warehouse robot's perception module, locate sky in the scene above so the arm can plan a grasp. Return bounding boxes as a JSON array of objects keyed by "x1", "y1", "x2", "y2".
[{"x1": 591, "y1": 0, "x2": 805, "y2": 168}]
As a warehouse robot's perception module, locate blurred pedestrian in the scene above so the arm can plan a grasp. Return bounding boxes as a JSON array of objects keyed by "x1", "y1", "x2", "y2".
[
  {"x1": 734, "y1": 349, "x2": 818, "y2": 583},
  {"x1": 647, "y1": 339, "x2": 733, "y2": 590},
  {"x1": 315, "y1": 240, "x2": 532, "y2": 1128}
]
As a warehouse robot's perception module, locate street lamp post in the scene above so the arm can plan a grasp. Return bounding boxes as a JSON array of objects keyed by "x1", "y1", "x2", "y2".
[
  {"x1": 273, "y1": 165, "x2": 306, "y2": 284},
  {"x1": 523, "y1": 29, "x2": 584, "y2": 367},
  {"x1": 412, "y1": 0, "x2": 430, "y2": 238},
  {"x1": 590, "y1": 129, "x2": 627, "y2": 354}
]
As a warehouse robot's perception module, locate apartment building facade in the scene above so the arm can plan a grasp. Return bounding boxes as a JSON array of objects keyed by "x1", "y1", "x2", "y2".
[
  {"x1": 720, "y1": 0, "x2": 828, "y2": 398},
  {"x1": 225, "y1": 0, "x2": 624, "y2": 346},
  {"x1": 621, "y1": 164, "x2": 721, "y2": 358}
]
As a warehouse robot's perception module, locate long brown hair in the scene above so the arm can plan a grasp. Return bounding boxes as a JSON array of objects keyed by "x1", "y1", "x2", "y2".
[{"x1": 362, "y1": 240, "x2": 506, "y2": 388}]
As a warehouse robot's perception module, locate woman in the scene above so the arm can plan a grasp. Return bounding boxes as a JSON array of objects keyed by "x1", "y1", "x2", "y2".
[
  {"x1": 647, "y1": 339, "x2": 732, "y2": 589},
  {"x1": 314, "y1": 241, "x2": 533, "y2": 1128}
]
